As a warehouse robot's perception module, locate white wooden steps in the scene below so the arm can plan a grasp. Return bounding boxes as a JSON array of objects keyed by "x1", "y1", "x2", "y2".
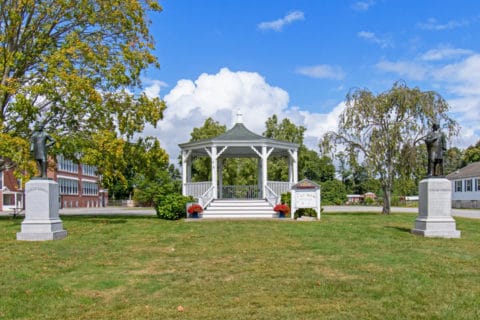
[{"x1": 201, "y1": 199, "x2": 275, "y2": 219}]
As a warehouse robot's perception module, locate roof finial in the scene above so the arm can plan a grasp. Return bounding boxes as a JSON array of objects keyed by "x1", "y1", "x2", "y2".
[{"x1": 236, "y1": 110, "x2": 243, "y2": 124}]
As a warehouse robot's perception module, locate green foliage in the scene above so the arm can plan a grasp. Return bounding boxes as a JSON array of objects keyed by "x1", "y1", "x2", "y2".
[
  {"x1": 0, "y1": 129, "x2": 35, "y2": 179},
  {"x1": 264, "y1": 115, "x2": 306, "y2": 145},
  {"x1": 363, "y1": 196, "x2": 375, "y2": 206},
  {"x1": 300, "y1": 150, "x2": 335, "y2": 182},
  {"x1": 444, "y1": 147, "x2": 464, "y2": 175},
  {"x1": 281, "y1": 192, "x2": 291, "y2": 206},
  {"x1": 294, "y1": 208, "x2": 317, "y2": 218},
  {"x1": 463, "y1": 140, "x2": 480, "y2": 165},
  {"x1": 155, "y1": 193, "x2": 194, "y2": 220},
  {"x1": 264, "y1": 115, "x2": 306, "y2": 181},
  {"x1": 0, "y1": 0, "x2": 165, "y2": 167},
  {"x1": 323, "y1": 81, "x2": 459, "y2": 214},
  {"x1": 189, "y1": 118, "x2": 226, "y2": 182},
  {"x1": 321, "y1": 180, "x2": 347, "y2": 205}
]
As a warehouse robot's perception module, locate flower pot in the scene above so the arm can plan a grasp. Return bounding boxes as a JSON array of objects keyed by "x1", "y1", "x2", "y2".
[
  {"x1": 278, "y1": 211, "x2": 285, "y2": 218},
  {"x1": 190, "y1": 212, "x2": 200, "y2": 219}
]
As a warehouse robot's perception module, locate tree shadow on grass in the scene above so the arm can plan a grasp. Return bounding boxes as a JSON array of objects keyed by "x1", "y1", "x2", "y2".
[
  {"x1": 62, "y1": 215, "x2": 156, "y2": 224},
  {"x1": 325, "y1": 211, "x2": 382, "y2": 216},
  {"x1": 385, "y1": 225, "x2": 412, "y2": 233}
]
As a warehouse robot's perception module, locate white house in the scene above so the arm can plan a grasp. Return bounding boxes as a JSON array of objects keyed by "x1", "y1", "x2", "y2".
[{"x1": 446, "y1": 161, "x2": 480, "y2": 209}]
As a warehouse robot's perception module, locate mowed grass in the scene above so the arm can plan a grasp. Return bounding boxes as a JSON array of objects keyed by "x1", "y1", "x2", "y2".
[{"x1": 1, "y1": 213, "x2": 479, "y2": 320}]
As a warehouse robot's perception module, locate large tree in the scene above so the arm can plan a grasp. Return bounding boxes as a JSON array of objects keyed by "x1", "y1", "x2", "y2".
[
  {"x1": 0, "y1": 0, "x2": 165, "y2": 175},
  {"x1": 322, "y1": 82, "x2": 458, "y2": 214}
]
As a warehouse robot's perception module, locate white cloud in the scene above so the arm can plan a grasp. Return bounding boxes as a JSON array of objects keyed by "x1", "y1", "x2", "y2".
[
  {"x1": 433, "y1": 54, "x2": 480, "y2": 96},
  {"x1": 143, "y1": 80, "x2": 168, "y2": 99},
  {"x1": 417, "y1": 18, "x2": 471, "y2": 31},
  {"x1": 420, "y1": 47, "x2": 474, "y2": 61},
  {"x1": 375, "y1": 60, "x2": 428, "y2": 81},
  {"x1": 351, "y1": 1, "x2": 375, "y2": 11},
  {"x1": 295, "y1": 65, "x2": 345, "y2": 80},
  {"x1": 358, "y1": 31, "x2": 392, "y2": 48},
  {"x1": 258, "y1": 11, "x2": 305, "y2": 32},
  {"x1": 375, "y1": 53, "x2": 480, "y2": 148},
  {"x1": 143, "y1": 68, "x2": 343, "y2": 161}
]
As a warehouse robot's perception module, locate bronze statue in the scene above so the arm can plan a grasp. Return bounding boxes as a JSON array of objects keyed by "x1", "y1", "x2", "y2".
[
  {"x1": 30, "y1": 123, "x2": 55, "y2": 179},
  {"x1": 425, "y1": 121, "x2": 446, "y2": 177}
]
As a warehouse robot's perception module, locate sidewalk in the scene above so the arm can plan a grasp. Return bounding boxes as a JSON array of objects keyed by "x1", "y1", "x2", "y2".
[{"x1": 2, "y1": 205, "x2": 479, "y2": 219}]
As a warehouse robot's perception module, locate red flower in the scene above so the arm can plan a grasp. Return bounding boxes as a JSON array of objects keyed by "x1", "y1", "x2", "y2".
[
  {"x1": 187, "y1": 204, "x2": 203, "y2": 214},
  {"x1": 273, "y1": 204, "x2": 290, "y2": 214}
]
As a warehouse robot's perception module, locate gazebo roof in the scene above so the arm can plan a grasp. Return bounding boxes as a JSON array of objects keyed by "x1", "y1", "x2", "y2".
[{"x1": 179, "y1": 115, "x2": 299, "y2": 158}]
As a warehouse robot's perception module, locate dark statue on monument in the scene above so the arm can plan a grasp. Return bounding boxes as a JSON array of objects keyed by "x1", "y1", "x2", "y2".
[
  {"x1": 30, "y1": 123, "x2": 55, "y2": 179},
  {"x1": 425, "y1": 121, "x2": 446, "y2": 177}
]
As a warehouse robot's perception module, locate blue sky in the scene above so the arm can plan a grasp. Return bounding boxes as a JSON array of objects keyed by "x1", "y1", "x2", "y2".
[{"x1": 141, "y1": 0, "x2": 480, "y2": 160}]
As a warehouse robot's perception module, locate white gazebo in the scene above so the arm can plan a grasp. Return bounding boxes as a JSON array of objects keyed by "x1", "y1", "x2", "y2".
[{"x1": 179, "y1": 112, "x2": 299, "y2": 209}]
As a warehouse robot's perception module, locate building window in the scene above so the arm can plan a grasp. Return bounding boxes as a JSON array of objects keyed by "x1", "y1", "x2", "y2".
[
  {"x1": 82, "y1": 164, "x2": 97, "y2": 177},
  {"x1": 57, "y1": 155, "x2": 78, "y2": 173},
  {"x1": 82, "y1": 181, "x2": 98, "y2": 196},
  {"x1": 455, "y1": 180, "x2": 462, "y2": 192},
  {"x1": 475, "y1": 178, "x2": 480, "y2": 192},
  {"x1": 58, "y1": 178, "x2": 78, "y2": 195},
  {"x1": 465, "y1": 179, "x2": 473, "y2": 192},
  {"x1": 0, "y1": 171, "x2": 3, "y2": 189}
]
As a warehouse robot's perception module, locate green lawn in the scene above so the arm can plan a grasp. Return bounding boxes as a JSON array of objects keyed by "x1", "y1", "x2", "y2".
[{"x1": 1, "y1": 213, "x2": 479, "y2": 320}]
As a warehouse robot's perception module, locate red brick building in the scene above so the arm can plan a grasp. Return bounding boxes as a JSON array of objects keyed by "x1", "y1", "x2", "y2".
[
  {"x1": 0, "y1": 167, "x2": 23, "y2": 211},
  {"x1": 0, "y1": 155, "x2": 108, "y2": 211}
]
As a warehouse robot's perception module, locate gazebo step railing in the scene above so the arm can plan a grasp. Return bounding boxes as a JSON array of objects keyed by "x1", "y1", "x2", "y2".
[
  {"x1": 198, "y1": 185, "x2": 215, "y2": 209},
  {"x1": 265, "y1": 185, "x2": 280, "y2": 207},
  {"x1": 221, "y1": 185, "x2": 260, "y2": 199}
]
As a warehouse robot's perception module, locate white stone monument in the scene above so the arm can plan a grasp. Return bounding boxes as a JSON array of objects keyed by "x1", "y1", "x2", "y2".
[
  {"x1": 411, "y1": 178, "x2": 460, "y2": 238},
  {"x1": 17, "y1": 179, "x2": 67, "y2": 241}
]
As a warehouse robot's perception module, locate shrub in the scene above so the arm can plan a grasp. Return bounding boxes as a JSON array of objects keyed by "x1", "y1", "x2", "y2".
[
  {"x1": 294, "y1": 208, "x2": 317, "y2": 219},
  {"x1": 156, "y1": 193, "x2": 194, "y2": 220}
]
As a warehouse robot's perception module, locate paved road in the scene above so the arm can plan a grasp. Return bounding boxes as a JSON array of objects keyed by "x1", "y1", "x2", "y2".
[
  {"x1": 2, "y1": 205, "x2": 479, "y2": 219},
  {"x1": 323, "y1": 205, "x2": 480, "y2": 219}
]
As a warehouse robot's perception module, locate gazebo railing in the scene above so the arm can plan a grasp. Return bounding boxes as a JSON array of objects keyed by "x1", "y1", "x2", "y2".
[
  {"x1": 221, "y1": 185, "x2": 260, "y2": 199},
  {"x1": 185, "y1": 182, "x2": 212, "y2": 198},
  {"x1": 267, "y1": 181, "x2": 293, "y2": 196}
]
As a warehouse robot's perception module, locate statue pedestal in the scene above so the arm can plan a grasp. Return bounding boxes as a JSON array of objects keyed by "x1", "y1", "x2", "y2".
[
  {"x1": 17, "y1": 179, "x2": 67, "y2": 241},
  {"x1": 412, "y1": 178, "x2": 460, "y2": 238}
]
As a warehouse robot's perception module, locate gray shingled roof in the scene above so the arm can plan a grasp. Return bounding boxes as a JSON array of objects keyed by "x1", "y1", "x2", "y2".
[
  {"x1": 214, "y1": 123, "x2": 265, "y2": 141},
  {"x1": 179, "y1": 120, "x2": 299, "y2": 158},
  {"x1": 446, "y1": 161, "x2": 480, "y2": 180}
]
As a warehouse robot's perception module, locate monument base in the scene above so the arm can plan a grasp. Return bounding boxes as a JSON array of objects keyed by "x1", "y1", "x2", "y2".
[
  {"x1": 17, "y1": 179, "x2": 67, "y2": 241},
  {"x1": 411, "y1": 178, "x2": 460, "y2": 238}
]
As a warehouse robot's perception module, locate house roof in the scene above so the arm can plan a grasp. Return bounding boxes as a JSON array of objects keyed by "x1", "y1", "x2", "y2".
[{"x1": 446, "y1": 161, "x2": 480, "y2": 180}]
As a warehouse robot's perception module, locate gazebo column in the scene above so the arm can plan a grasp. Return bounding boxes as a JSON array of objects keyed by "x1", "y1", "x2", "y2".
[
  {"x1": 289, "y1": 149, "x2": 298, "y2": 184},
  {"x1": 218, "y1": 159, "x2": 224, "y2": 199},
  {"x1": 257, "y1": 158, "x2": 262, "y2": 198},
  {"x1": 205, "y1": 146, "x2": 228, "y2": 200},
  {"x1": 181, "y1": 150, "x2": 192, "y2": 196},
  {"x1": 211, "y1": 146, "x2": 218, "y2": 199},
  {"x1": 261, "y1": 146, "x2": 268, "y2": 198},
  {"x1": 251, "y1": 146, "x2": 273, "y2": 198}
]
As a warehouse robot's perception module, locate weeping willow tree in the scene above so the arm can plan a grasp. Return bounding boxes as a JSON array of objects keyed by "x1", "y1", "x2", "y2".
[{"x1": 322, "y1": 82, "x2": 459, "y2": 214}]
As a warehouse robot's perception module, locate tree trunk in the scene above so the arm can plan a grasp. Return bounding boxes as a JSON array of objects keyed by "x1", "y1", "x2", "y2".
[{"x1": 382, "y1": 186, "x2": 391, "y2": 215}]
